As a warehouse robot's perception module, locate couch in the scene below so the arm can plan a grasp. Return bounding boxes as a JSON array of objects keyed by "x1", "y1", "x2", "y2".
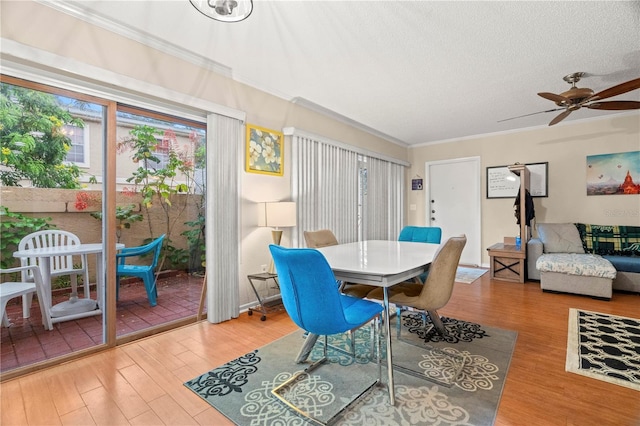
[{"x1": 527, "y1": 223, "x2": 640, "y2": 298}]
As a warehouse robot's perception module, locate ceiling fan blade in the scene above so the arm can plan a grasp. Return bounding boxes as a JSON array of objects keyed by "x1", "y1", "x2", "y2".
[
  {"x1": 538, "y1": 92, "x2": 570, "y2": 104},
  {"x1": 549, "y1": 109, "x2": 572, "y2": 126},
  {"x1": 588, "y1": 77, "x2": 640, "y2": 101},
  {"x1": 497, "y1": 107, "x2": 565, "y2": 123},
  {"x1": 586, "y1": 100, "x2": 640, "y2": 110}
]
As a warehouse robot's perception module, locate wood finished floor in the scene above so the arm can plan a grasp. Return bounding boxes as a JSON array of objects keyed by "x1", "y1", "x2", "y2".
[{"x1": 1, "y1": 273, "x2": 639, "y2": 425}]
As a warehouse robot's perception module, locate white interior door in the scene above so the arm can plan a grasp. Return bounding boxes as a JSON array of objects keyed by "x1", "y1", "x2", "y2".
[{"x1": 425, "y1": 157, "x2": 481, "y2": 266}]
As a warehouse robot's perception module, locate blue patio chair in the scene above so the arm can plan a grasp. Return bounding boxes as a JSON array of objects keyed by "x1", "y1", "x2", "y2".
[
  {"x1": 116, "y1": 234, "x2": 165, "y2": 307},
  {"x1": 398, "y1": 226, "x2": 442, "y2": 283},
  {"x1": 269, "y1": 244, "x2": 383, "y2": 425}
]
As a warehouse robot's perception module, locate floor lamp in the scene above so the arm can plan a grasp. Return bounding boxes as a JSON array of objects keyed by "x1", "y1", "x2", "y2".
[{"x1": 258, "y1": 201, "x2": 297, "y2": 274}]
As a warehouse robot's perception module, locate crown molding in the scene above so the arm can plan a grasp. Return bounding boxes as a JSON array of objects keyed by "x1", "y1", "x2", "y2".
[
  {"x1": 409, "y1": 110, "x2": 640, "y2": 148},
  {"x1": 291, "y1": 97, "x2": 408, "y2": 147},
  {"x1": 36, "y1": 0, "x2": 233, "y2": 79}
]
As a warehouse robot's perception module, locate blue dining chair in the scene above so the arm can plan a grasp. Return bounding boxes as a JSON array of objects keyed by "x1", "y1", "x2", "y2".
[
  {"x1": 398, "y1": 226, "x2": 442, "y2": 244},
  {"x1": 116, "y1": 234, "x2": 165, "y2": 307},
  {"x1": 399, "y1": 226, "x2": 442, "y2": 283},
  {"x1": 269, "y1": 244, "x2": 383, "y2": 425}
]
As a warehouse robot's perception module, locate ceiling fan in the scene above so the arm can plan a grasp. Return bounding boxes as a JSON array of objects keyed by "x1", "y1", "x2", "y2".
[{"x1": 500, "y1": 72, "x2": 640, "y2": 126}]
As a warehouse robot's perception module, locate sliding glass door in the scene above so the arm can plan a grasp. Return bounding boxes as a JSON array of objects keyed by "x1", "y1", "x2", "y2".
[
  {"x1": 0, "y1": 75, "x2": 208, "y2": 377},
  {"x1": 0, "y1": 78, "x2": 109, "y2": 373},
  {"x1": 114, "y1": 106, "x2": 206, "y2": 338}
]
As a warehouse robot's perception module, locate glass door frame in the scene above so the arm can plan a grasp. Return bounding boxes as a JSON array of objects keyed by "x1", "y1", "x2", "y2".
[{"x1": 0, "y1": 74, "x2": 207, "y2": 380}]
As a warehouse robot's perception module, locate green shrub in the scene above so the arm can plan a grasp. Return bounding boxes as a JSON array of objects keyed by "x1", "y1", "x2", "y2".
[{"x1": 0, "y1": 206, "x2": 54, "y2": 269}]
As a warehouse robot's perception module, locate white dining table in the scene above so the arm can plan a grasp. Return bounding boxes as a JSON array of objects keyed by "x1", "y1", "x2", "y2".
[
  {"x1": 13, "y1": 243, "x2": 124, "y2": 327},
  {"x1": 316, "y1": 239, "x2": 440, "y2": 405}
]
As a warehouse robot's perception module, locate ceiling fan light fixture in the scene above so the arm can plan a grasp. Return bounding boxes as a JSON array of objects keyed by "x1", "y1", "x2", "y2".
[
  {"x1": 503, "y1": 75, "x2": 640, "y2": 126},
  {"x1": 190, "y1": 0, "x2": 253, "y2": 22}
]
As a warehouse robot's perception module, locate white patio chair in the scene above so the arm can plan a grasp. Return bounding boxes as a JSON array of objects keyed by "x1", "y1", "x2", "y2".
[
  {"x1": 1, "y1": 265, "x2": 53, "y2": 330},
  {"x1": 18, "y1": 230, "x2": 90, "y2": 314}
]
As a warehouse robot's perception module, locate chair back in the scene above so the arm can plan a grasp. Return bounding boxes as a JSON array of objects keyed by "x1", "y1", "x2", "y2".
[
  {"x1": 18, "y1": 230, "x2": 83, "y2": 280},
  {"x1": 303, "y1": 229, "x2": 339, "y2": 248},
  {"x1": 148, "y1": 235, "x2": 165, "y2": 270},
  {"x1": 417, "y1": 235, "x2": 466, "y2": 310},
  {"x1": 118, "y1": 234, "x2": 165, "y2": 269},
  {"x1": 398, "y1": 226, "x2": 442, "y2": 244},
  {"x1": 269, "y1": 244, "x2": 352, "y2": 336}
]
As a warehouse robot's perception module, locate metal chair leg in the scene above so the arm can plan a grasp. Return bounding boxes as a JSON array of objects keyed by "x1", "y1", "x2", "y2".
[
  {"x1": 428, "y1": 310, "x2": 447, "y2": 336},
  {"x1": 349, "y1": 330, "x2": 356, "y2": 357},
  {"x1": 396, "y1": 306, "x2": 403, "y2": 338},
  {"x1": 273, "y1": 316, "x2": 382, "y2": 425}
]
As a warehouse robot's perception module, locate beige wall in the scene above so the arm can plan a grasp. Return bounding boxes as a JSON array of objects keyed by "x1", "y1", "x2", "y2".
[
  {"x1": 1, "y1": 1, "x2": 407, "y2": 307},
  {"x1": 2, "y1": 1, "x2": 638, "y2": 301},
  {"x1": 407, "y1": 114, "x2": 640, "y2": 266}
]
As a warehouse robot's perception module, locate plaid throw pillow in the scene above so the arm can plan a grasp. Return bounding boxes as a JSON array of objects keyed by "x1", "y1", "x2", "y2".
[{"x1": 575, "y1": 223, "x2": 640, "y2": 256}]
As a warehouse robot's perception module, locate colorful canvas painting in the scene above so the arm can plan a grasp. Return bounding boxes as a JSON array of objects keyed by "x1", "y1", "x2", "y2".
[{"x1": 586, "y1": 151, "x2": 640, "y2": 195}]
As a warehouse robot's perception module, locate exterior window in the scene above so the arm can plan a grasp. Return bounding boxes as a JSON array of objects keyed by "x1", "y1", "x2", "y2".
[
  {"x1": 64, "y1": 124, "x2": 89, "y2": 167},
  {"x1": 148, "y1": 137, "x2": 169, "y2": 170}
]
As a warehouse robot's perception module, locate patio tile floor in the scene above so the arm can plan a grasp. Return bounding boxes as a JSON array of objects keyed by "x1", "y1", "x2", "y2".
[{"x1": 1, "y1": 271, "x2": 204, "y2": 374}]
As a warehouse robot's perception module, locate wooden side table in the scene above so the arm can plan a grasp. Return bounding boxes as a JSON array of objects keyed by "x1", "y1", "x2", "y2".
[
  {"x1": 487, "y1": 243, "x2": 526, "y2": 283},
  {"x1": 247, "y1": 273, "x2": 280, "y2": 321}
]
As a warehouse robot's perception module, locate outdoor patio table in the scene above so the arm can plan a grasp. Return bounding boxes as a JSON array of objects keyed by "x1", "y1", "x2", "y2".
[{"x1": 13, "y1": 243, "x2": 124, "y2": 326}]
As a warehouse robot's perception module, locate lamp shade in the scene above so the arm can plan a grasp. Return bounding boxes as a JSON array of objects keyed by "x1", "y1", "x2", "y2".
[{"x1": 258, "y1": 202, "x2": 296, "y2": 228}]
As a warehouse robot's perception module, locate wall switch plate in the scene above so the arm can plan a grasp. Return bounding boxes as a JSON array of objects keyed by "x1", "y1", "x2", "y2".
[{"x1": 260, "y1": 264, "x2": 267, "y2": 273}]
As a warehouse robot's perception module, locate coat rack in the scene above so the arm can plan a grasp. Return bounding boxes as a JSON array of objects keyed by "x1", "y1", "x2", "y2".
[
  {"x1": 508, "y1": 163, "x2": 531, "y2": 248},
  {"x1": 487, "y1": 163, "x2": 531, "y2": 283}
]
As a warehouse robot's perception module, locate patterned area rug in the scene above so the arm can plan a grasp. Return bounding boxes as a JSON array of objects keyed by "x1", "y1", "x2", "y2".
[
  {"x1": 185, "y1": 314, "x2": 517, "y2": 425},
  {"x1": 455, "y1": 267, "x2": 488, "y2": 284},
  {"x1": 566, "y1": 309, "x2": 640, "y2": 391}
]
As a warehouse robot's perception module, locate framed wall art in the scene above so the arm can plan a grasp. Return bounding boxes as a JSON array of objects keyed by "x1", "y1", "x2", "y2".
[
  {"x1": 246, "y1": 124, "x2": 284, "y2": 176},
  {"x1": 486, "y1": 162, "x2": 548, "y2": 198},
  {"x1": 586, "y1": 150, "x2": 640, "y2": 195}
]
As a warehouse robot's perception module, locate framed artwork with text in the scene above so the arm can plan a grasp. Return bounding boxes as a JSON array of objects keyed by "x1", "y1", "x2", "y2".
[{"x1": 486, "y1": 162, "x2": 548, "y2": 198}]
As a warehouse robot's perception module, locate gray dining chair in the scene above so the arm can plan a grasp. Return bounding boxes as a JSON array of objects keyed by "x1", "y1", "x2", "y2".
[{"x1": 367, "y1": 235, "x2": 467, "y2": 337}]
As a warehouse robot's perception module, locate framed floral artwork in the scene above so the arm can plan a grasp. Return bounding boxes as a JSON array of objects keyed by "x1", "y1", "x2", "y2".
[{"x1": 245, "y1": 124, "x2": 284, "y2": 176}]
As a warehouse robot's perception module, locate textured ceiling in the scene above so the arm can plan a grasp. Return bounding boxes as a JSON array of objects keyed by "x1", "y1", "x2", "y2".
[{"x1": 49, "y1": 1, "x2": 640, "y2": 146}]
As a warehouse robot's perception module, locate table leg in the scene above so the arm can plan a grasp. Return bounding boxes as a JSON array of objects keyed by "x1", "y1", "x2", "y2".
[
  {"x1": 40, "y1": 258, "x2": 53, "y2": 315},
  {"x1": 95, "y1": 253, "x2": 103, "y2": 312},
  {"x1": 383, "y1": 287, "x2": 395, "y2": 405}
]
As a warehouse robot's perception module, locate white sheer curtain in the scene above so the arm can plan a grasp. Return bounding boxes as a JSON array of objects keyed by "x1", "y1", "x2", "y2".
[
  {"x1": 206, "y1": 113, "x2": 242, "y2": 323},
  {"x1": 287, "y1": 128, "x2": 406, "y2": 247}
]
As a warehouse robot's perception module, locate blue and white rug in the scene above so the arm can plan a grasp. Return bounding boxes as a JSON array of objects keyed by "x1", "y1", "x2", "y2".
[
  {"x1": 185, "y1": 315, "x2": 516, "y2": 425},
  {"x1": 455, "y1": 267, "x2": 488, "y2": 284},
  {"x1": 566, "y1": 308, "x2": 640, "y2": 391}
]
